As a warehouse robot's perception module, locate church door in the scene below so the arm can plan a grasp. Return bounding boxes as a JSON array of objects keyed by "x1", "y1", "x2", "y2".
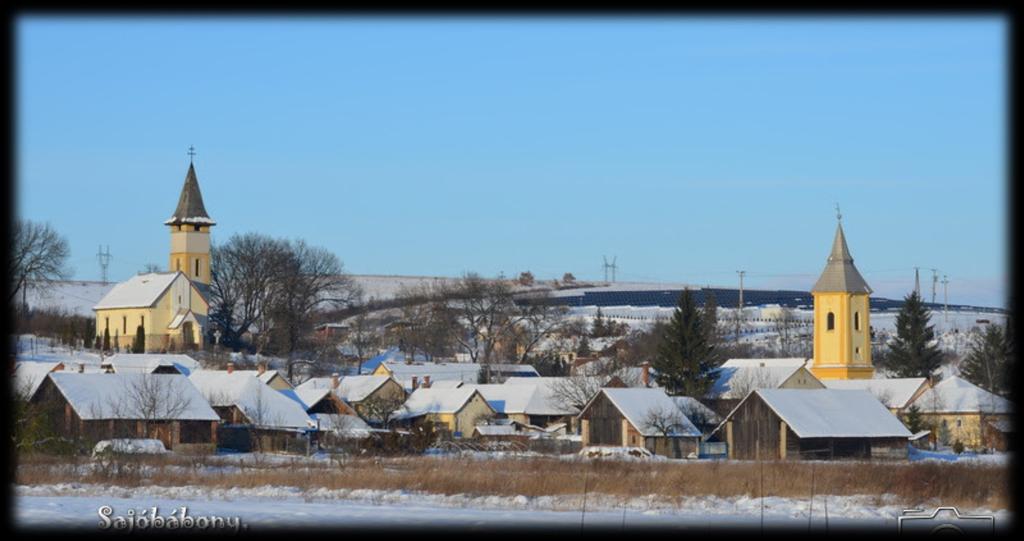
[{"x1": 182, "y1": 322, "x2": 194, "y2": 348}]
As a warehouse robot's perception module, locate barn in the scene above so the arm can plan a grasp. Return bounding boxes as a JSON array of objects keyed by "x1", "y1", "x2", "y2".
[
  {"x1": 578, "y1": 388, "x2": 702, "y2": 458},
  {"x1": 32, "y1": 372, "x2": 220, "y2": 451},
  {"x1": 711, "y1": 388, "x2": 911, "y2": 460}
]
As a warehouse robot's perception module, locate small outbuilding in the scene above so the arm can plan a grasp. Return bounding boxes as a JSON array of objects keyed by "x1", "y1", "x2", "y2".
[
  {"x1": 578, "y1": 387, "x2": 702, "y2": 458},
  {"x1": 711, "y1": 388, "x2": 911, "y2": 460},
  {"x1": 391, "y1": 387, "x2": 496, "y2": 438}
]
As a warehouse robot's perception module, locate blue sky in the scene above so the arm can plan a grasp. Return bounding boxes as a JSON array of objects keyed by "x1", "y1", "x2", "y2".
[{"x1": 16, "y1": 17, "x2": 1007, "y2": 307}]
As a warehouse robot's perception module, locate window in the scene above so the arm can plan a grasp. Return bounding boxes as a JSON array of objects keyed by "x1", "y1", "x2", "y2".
[
  {"x1": 141, "y1": 315, "x2": 145, "y2": 329},
  {"x1": 855, "y1": 347, "x2": 860, "y2": 358},
  {"x1": 195, "y1": 259, "x2": 200, "y2": 277},
  {"x1": 176, "y1": 259, "x2": 181, "y2": 271},
  {"x1": 123, "y1": 316, "x2": 127, "y2": 334},
  {"x1": 105, "y1": 317, "x2": 109, "y2": 331},
  {"x1": 826, "y1": 312, "x2": 835, "y2": 330},
  {"x1": 854, "y1": 312, "x2": 860, "y2": 331},
  {"x1": 194, "y1": 225, "x2": 201, "y2": 232}
]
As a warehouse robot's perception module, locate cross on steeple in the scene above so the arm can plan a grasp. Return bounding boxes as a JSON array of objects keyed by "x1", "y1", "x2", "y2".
[
  {"x1": 187, "y1": 145, "x2": 196, "y2": 164},
  {"x1": 835, "y1": 203, "x2": 842, "y2": 222}
]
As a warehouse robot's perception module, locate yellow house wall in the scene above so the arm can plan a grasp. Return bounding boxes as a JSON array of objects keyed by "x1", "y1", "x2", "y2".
[
  {"x1": 453, "y1": 393, "x2": 496, "y2": 436},
  {"x1": 919, "y1": 413, "x2": 1010, "y2": 449},
  {"x1": 779, "y1": 367, "x2": 826, "y2": 389},
  {"x1": 94, "y1": 275, "x2": 207, "y2": 352},
  {"x1": 372, "y1": 365, "x2": 392, "y2": 377}
]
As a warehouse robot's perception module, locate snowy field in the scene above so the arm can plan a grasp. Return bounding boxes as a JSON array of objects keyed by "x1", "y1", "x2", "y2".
[{"x1": 14, "y1": 483, "x2": 1012, "y2": 532}]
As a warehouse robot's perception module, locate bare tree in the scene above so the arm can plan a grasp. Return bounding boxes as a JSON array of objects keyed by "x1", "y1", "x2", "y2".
[
  {"x1": 346, "y1": 311, "x2": 381, "y2": 374},
  {"x1": 9, "y1": 220, "x2": 71, "y2": 306},
  {"x1": 439, "y1": 274, "x2": 524, "y2": 369},
  {"x1": 549, "y1": 374, "x2": 607, "y2": 412},
  {"x1": 508, "y1": 291, "x2": 569, "y2": 364},
  {"x1": 643, "y1": 404, "x2": 689, "y2": 437},
  {"x1": 208, "y1": 233, "x2": 291, "y2": 349},
  {"x1": 356, "y1": 394, "x2": 407, "y2": 429},
  {"x1": 719, "y1": 367, "x2": 780, "y2": 399},
  {"x1": 107, "y1": 375, "x2": 195, "y2": 437}
]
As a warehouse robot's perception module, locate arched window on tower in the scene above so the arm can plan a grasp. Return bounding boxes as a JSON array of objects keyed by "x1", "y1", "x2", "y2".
[
  {"x1": 826, "y1": 312, "x2": 835, "y2": 331},
  {"x1": 195, "y1": 259, "x2": 200, "y2": 278},
  {"x1": 854, "y1": 311, "x2": 860, "y2": 331}
]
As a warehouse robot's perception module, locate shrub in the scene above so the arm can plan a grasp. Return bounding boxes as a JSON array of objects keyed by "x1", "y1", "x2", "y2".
[{"x1": 953, "y1": 440, "x2": 965, "y2": 454}]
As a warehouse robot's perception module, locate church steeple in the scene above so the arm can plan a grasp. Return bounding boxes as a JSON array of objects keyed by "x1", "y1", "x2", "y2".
[
  {"x1": 165, "y1": 162, "x2": 216, "y2": 227},
  {"x1": 809, "y1": 211, "x2": 874, "y2": 380},
  {"x1": 167, "y1": 152, "x2": 215, "y2": 284},
  {"x1": 811, "y1": 222, "x2": 872, "y2": 294}
]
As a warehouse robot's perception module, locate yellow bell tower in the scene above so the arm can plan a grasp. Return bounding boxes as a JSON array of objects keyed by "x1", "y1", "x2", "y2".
[
  {"x1": 810, "y1": 210, "x2": 874, "y2": 380},
  {"x1": 165, "y1": 151, "x2": 215, "y2": 285}
]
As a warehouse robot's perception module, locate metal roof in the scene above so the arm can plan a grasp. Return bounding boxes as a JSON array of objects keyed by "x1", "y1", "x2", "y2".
[
  {"x1": 811, "y1": 222, "x2": 872, "y2": 294},
  {"x1": 165, "y1": 163, "x2": 215, "y2": 226}
]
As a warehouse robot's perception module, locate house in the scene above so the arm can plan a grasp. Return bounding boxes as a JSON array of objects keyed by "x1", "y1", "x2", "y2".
[
  {"x1": 391, "y1": 387, "x2": 496, "y2": 437},
  {"x1": 32, "y1": 372, "x2": 220, "y2": 450},
  {"x1": 578, "y1": 387, "x2": 702, "y2": 458},
  {"x1": 711, "y1": 389, "x2": 912, "y2": 460},
  {"x1": 461, "y1": 384, "x2": 546, "y2": 426},
  {"x1": 14, "y1": 361, "x2": 66, "y2": 400},
  {"x1": 189, "y1": 369, "x2": 313, "y2": 452},
  {"x1": 705, "y1": 361, "x2": 824, "y2": 417},
  {"x1": 822, "y1": 377, "x2": 930, "y2": 415},
  {"x1": 295, "y1": 374, "x2": 406, "y2": 421},
  {"x1": 100, "y1": 353, "x2": 201, "y2": 376},
  {"x1": 471, "y1": 419, "x2": 543, "y2": 441},
  {"x1": 503, "y1": 376, "x2": 602, "y2": 429},
  {"x1": 908, "y1": 376, "x2": 1013, "y2": 449},
  {"x1": 983, "y1": 419, "x2": 1013, "y2": 452}
]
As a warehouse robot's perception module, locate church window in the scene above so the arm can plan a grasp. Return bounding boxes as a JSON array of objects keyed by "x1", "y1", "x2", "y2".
[
  {"x1": 854, "y1": 312, "x2": 860, "y2": 331},
  {"x1": 826, "y1": 312, "x2": 835, "y2": 331},
  {"x1": 123, "y1": 316, "x2": 127, "y2": 334},
  {"x1": 105, "y1": 317, "x2": 109, "y2": 331},
  {"x1": 195, "y1": 259, "x2": 200, "y2": 277},
  {"x1": 141, "y1": 315, "x2": 145, "y2": 329},
  {"x1": 176, "y1": 259, "x2": 181, "y2": 271},
  {"x1": 194, "y1": 225, "x2": 201, "y2": 232},
  {"x1": 855, "y1": 347, "x2": 860, "y2": 358}
]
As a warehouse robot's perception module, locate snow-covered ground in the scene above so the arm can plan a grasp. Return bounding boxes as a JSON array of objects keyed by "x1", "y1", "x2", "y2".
[{"x1": 14, "y1": 483, "x2": 1011, "y2": 531}]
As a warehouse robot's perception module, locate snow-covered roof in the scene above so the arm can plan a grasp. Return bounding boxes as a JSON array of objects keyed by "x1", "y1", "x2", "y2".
[
  {"x1": 93, "y1": 272, "x2": 184, "y2": 310},
  {"x1": 14, "y1": 361, "x2": 65, "y2": 399},
  {"x1": 427, "y1": 380, "x2": 464, "y2": 389},
  {"x1": 48, "y1": 373, "x2": 220, "y2": 421},
  {"x1": 753, "y1": 389, "x2": 911, "y2": 438},
  {"x1": 461, "y1": 384, "x2": 537, "y2": 415},
  {"x1": 504, "y1": 376, "x2": 606, "y2": 414},
  {"x1": 381, "y1": 361, "x2": 539, "y2": 388},
  {"x1": 910, "y1": 376, "x2": 1013, "y2": 414},
  {"x1": 188, "y1": 370, "x2": 311, "y2": 429},
  {"x1": 310, "y1": 413, "x2": 371, "y2": 435},
  {"x1": 670, "y1": 396, "x2": 721, "y2": 425},
  {"x1": 721, "y1": 358, "x2": 810, "y2": 369},
  {"x1": 474, "y1": 424, "x2": 519, "y2": 436},
  {"x1": 392, "y1": 388, "x2": 490, "y2": 419},
  {"x1": 103, "y1": 354, "x2": 201, "y2": 376},
  {"x1": 595, "y1": 388, "x2": 702, "y2": 438},
  {"x1": 291, "y1": 387, "x2": 335, "y2": 411},
  {"x1": 823, "y1": 377, "x2": 928, "y2": 409},
  {"x1": 708, "y1": 365, "x2": 815, "y2": 399},
  {"x1": 296, "y1": 375, "x2": 392, "y2": 403}
]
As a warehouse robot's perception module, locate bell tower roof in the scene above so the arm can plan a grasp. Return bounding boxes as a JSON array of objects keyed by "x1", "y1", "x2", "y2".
[
  {"x1": 165, "y1": 162, "x2": 216, "y2": 227},
  {"x1": 811, "y1": 221, "x2": 872, "y2": 294}
]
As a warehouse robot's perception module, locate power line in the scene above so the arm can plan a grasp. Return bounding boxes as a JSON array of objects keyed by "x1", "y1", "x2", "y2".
[{"x1": 96, "y1": 245, "x2": 112, "y2": 284}]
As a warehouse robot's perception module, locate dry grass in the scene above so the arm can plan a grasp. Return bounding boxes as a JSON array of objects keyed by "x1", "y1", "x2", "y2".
[{"x1": 14, "y1": 453, "x2": 1010, "y2": 509}]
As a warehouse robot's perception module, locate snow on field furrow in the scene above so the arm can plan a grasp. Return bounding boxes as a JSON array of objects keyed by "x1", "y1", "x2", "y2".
[{"x1": 14, "y1": 483, "x2": 1008, "y2": 520}]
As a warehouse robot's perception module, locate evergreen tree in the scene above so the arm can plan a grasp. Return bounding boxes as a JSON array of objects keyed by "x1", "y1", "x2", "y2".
[
  {"x1": 653, "y1": 288, "x2": 721, "y2": 397},
  {"x1": 883, "y1": 291, "x2": 943, "y2": 377},
  {"x1": 960, "y1": 323, "x2": 1010, "y2": 397},
  {"x1": 701, "y1": 292, "x2": 723, "y2": 362},
  {"x1": 132, "y1": 325, "x2": 146, "y2": 354},
  {"x1": 577, "y1": 334, "x2": 592, "y2": 357},
  {"x1": 591, "y1": 308, "x2": 606, "y2": 338},
  {"x1": 902, "y1": 404, "x2": 924, "y2": 434},
  {"x1": 102, "y1": 327, "x2": 110, "y2": 352}
]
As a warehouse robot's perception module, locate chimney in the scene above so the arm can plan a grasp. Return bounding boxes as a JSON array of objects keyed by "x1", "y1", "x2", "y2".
[
  {"x1": 331, "y1": 373, "x2": 340, "y2": 389},
  {"x1": 412, "y1": 376, "x2": 419, "y2": 390},
  {"x1": 423, "y1": 375, "x2": 431, "y2": 388},
  {"x1": 226, "y1": 362, "x2": 235, "y2": 374},
  {"x1": 641, "y1": 362, "x2": 650, "y2": 388},
  {"x1": 257, "y1": 362, "x2": 267, "y2": 376}
]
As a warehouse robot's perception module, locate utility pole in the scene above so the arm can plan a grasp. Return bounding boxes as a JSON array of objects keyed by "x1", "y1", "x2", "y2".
[
  {"x1": 97, "y1": 245, "x2": 112, "y2": 284},
  {"x1": 736, "y1": 270, "x2": 746, "y2": 341},
  {"x1": 930, "y1": 269, "x2": 939, "y2": 305},
  {"x1": 942, "y1": 275, "x2": 949, "y2": 329}
]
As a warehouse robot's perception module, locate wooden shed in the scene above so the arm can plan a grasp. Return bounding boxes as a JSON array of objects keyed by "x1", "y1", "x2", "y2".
[
  {"x1": 711, "y1": 389, "x2": 911, "y2": 460},
  {"x1": 579, "y1": 388, "x2": 702, "y2": 458}
]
